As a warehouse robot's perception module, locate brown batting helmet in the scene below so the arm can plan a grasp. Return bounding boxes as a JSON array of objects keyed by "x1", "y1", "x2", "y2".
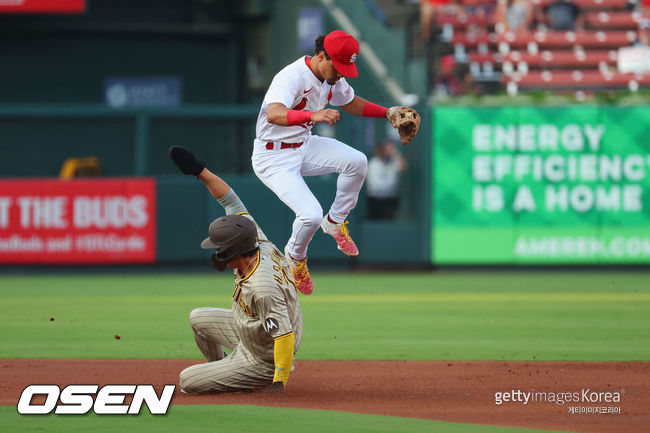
[{"x1": 201, "y1": 214, "x2": 259, "y2": 271}]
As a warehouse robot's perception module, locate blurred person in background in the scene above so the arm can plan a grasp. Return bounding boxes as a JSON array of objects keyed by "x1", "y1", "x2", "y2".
[
  {"x1": 496, "y1": 0, "x2": 534, "y2": 33},
  {"x1": 465, "y1": 0, "x2": 495, "y2": 19},
  {"x1": 638, "y1": 0, "x2": 650, "y2": 45},
  {"x1": 420, "y1": 0, "x2": 462, "y2": 41},
  {"x1": 539, "y1": 0, "x2": 584, "y2": 31},
  {"x1": 639, "y1": 17, "x2": 650, "y2": 45},
  {"x1": 366, "y1": 140, "x2": 407, "y2": 221},
  {"x1": 433, "y1": 54, "x2": 472, "y2": 97}
]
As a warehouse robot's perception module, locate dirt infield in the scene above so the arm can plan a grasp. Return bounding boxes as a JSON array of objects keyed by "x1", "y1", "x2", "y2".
[{"x1": 2, "y1": 359, "x2": 649, "y2": 432}]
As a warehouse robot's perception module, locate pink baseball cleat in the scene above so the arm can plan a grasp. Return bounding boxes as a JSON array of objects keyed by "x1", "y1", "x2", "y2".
[
  {"x1": 321, "y1": 215, "x2": 359, "y2": 257},
  {"x1": 284, "y1": 247, "x2": 314, "y2": 295}
]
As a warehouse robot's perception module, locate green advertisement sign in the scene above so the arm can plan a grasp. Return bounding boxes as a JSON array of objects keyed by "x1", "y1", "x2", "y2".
[{"x1": 432, "y1": 106, "x2": 650, "y2": 264}]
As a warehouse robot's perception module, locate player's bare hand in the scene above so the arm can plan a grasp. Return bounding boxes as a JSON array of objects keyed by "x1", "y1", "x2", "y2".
[{"x1": 312, "y1": 109, "x2": 340, "y2": 126}]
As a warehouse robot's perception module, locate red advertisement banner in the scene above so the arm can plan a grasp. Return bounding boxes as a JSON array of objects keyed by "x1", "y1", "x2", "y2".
[
  {"x1": 0, "y1": 178, "x2": 156, "y2": 264},
  {"x1": 0, "y1": 0, "x2": 85, "y2": 13}
]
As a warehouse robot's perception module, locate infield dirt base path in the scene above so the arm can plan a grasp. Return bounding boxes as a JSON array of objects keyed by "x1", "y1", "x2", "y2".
[{"x1": 2, "y1": 359, "x2": 649, "y2": 433}]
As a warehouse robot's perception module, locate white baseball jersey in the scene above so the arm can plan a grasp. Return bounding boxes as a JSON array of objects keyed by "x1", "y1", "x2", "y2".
[{"x1": 255, "y1": 56, "x2": 355, "y2": 145}]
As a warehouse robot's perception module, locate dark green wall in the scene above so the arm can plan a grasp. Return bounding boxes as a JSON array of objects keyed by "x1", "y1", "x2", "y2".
[
  {"x1": 0, "y1": 33, "x2": 235, "y2": 104},
  {"x1": 0, "y1": 0, "x2": 239, "y2": 104},
  {"x1": 0, "y1": 116, "x2": 136, "y2": 177},
  {"x1": 156, "y1": 175, "x2": 426, "y2": 265},
  {"x1": 0, "y1": 108, "x2": 256, "y2": 177}
]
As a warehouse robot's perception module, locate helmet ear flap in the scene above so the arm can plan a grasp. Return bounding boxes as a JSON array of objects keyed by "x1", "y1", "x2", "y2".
[{"x1": 211, "y1": 251, "x2": 228, "y2": 272}]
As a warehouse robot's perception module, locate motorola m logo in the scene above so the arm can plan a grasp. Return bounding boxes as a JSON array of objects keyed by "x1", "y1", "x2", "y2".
[
  {"x1": 17, "y1": 384, "x2": 175, "y2": 415},
  {"x1": 265, "y1": 318, "x2": 279, "y2": 334}
]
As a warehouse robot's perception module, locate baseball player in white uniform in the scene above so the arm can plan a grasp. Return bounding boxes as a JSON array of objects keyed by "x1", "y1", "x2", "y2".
[
  {"x1": 170, "y1": 146, "x2": 302, "y2": 394},
  {"x1": 252, "y1": 30, "x2": 394, "y2": 295}
]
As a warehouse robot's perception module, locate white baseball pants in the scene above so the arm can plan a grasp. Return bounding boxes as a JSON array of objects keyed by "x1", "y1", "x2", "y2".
[{"x1": 252, "y1": 135, "x2": 368, "y2": 261}]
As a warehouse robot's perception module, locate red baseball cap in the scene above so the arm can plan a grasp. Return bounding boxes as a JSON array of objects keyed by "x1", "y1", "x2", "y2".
[
  {"x1": 323, "y1": 30, "x2": 359, "y2": 78},
  {"x1": 441, "y1": 54, "x2": 456, "y2": 68}
]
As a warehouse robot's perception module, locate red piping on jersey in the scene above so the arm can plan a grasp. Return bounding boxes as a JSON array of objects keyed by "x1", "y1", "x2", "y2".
[
  {"x1": 238, "y1": 250, "x2": 260, "y2": 282},
  {"x1": 293, "y1": 97, "x2": 308, "y2": 111}
]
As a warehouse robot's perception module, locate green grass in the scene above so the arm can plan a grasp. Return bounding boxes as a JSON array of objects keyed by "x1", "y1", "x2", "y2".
[
  {"x1": 0, "y1": 405, "x2": 572, "y2": 433},
  {"x1": 1, "y1": 272, "x2": 644, "y2": 433},
  {"x1": 1, "y1": 271, "x2": 649, "y2": 360}
]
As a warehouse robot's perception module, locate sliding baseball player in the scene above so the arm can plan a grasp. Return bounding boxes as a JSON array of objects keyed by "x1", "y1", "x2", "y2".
[{"x1": 170, "y1": 145, "x2": 302, "y2": 394}]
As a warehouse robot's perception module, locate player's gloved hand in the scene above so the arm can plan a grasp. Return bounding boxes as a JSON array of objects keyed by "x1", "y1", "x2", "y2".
[
  {"x1": 386, "y1": 106, "x2": 421, "y2": 145},
  {"x1": 260, "y1": 381, "x2": 284, "y2": 393},
  {"x1": 169, "y1": 145, "x2": 206, "y2": 176}
]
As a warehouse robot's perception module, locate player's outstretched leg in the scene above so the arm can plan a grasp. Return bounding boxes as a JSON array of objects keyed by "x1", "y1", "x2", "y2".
[
  {"x1": 300, "y1": 136, "x2": 366, "y2": 257},
  {"x1": 284, "y1": 246, "x2": 314, "y2": 295},
  {"x1": 321, "y1": 214, "x2": 359, "y2": 257}
]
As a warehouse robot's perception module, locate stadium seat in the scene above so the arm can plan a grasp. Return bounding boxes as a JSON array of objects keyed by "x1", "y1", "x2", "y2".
[
  {"x1": 436, "y1": 13, "x2": 490, "y2": 28},
  {"x1": 470, "y1": 50, "x2": 619, "y2": 68},
  {"x1": 497, "y1": 30, "x2": 637, "y2": 51},
  {"x1": 504, "y1": 49, "x2": 618, "y2": 68},
  {"x1": 432, "y1": 0, "x2": 646, "y2": 94},
  {"x1": 438, "y1": 13, "x2": 493, "y2": 42},
  {"x1": 502, "y1": 69, "x2": 650, "y2": 89},
  {"x1": 531, "y1": 0, "x2": 629, "y2": 10},
  {"x1": 451, "y1": 31, "x2": 494, "y2": 47},
  {"x1": 467, "y1": 52, "x2": 499, "y2": 63},
  {"x1": 585, "y1": 11, "x2": 647, "y2": 30}
]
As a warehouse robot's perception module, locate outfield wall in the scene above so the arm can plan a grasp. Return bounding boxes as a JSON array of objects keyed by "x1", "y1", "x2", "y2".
[{"x1": 2, "y1": 105, "x2": 650, "y2": 266}]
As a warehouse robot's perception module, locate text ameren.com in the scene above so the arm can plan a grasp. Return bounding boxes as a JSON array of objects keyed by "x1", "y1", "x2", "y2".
[{"x1": 494, "y1": 389, "x2": 622, "y2": 406}]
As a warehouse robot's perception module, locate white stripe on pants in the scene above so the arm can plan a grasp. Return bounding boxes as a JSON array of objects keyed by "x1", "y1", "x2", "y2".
[{"x1": 252, "y1": 135, "x2": 367, "y2": 260}]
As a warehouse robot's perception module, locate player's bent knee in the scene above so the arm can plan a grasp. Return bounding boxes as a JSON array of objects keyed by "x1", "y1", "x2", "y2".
[
  {"x1": 179, "y1": 368, "x2": 194, "y2": 393},
  {"x1": 189, "y1": 307, "x2": 209, "y2": 329},
  {"x1": 188, "y1": 308, "x2": 200, "y2": 326},
  {"x1": 301, "y1": 210, "x2": 323, "y2": 228},
  {"x1": 179, "y1": 366, "x2": 204, "y2": 394},
  {"x1": 348, "y1": 151, "x2": 368, "y2": 176},
  {"x1": 297, "y1": 202, "x2": 323, "y2": 228}
]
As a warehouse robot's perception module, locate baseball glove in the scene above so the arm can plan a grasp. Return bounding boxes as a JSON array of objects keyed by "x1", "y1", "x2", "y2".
[
  {"x1": 169, "y1": 145, "x2": 206, "y2": 176},
  {"x1": 386, "y1": 106, "x2": 421, "y2": 145}
]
